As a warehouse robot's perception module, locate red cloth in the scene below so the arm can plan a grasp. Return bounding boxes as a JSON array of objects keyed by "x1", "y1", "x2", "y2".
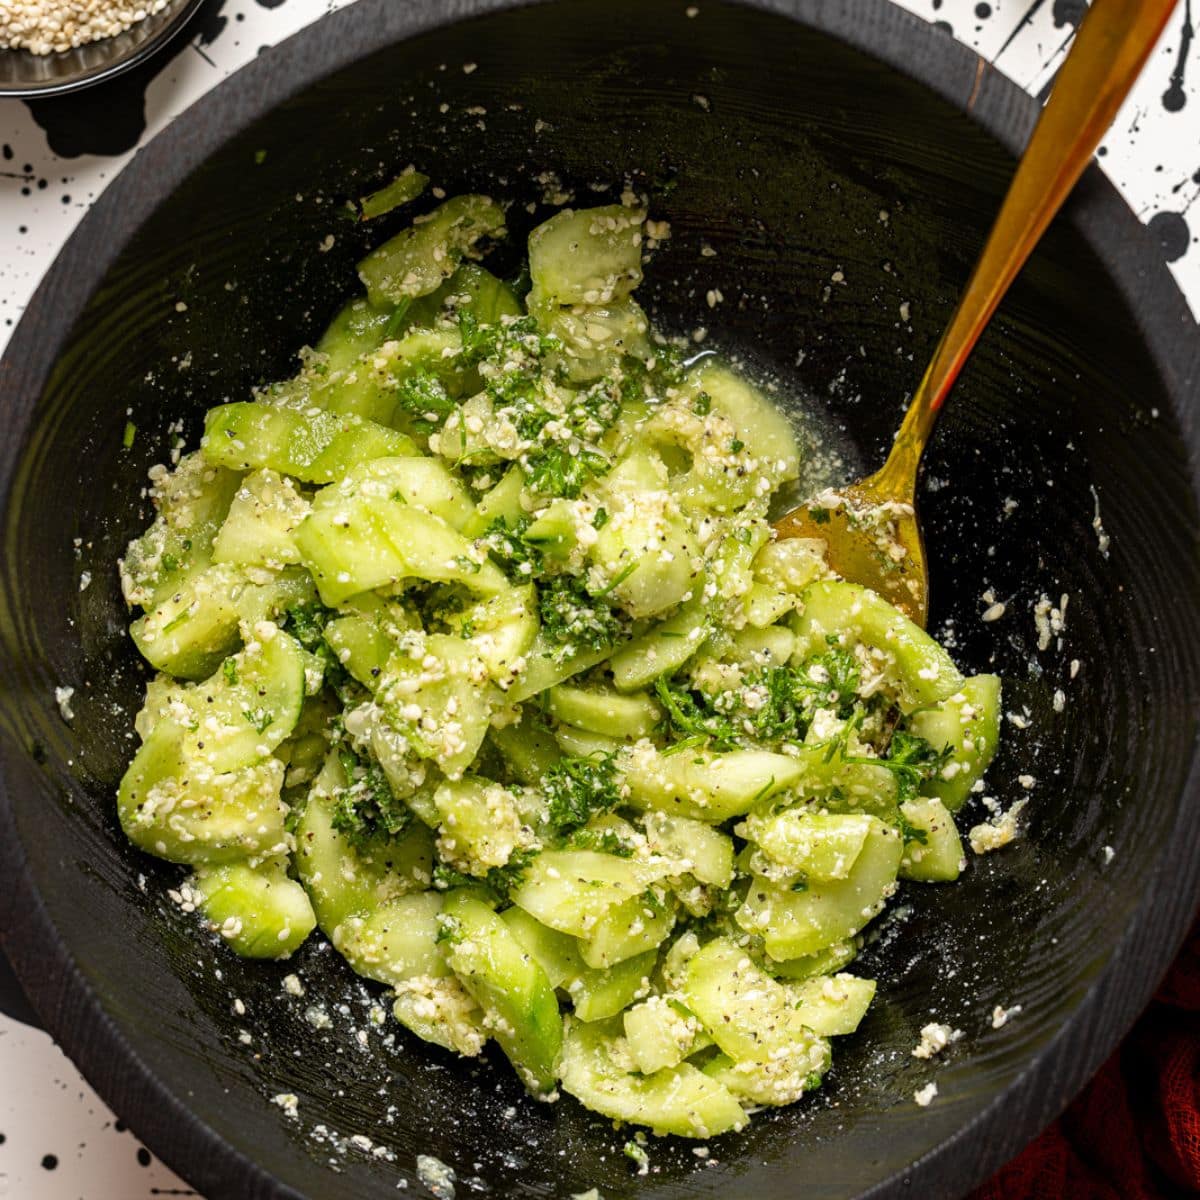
[{"x1": 972, "y1": 922, "x2": 1200, "y2": 1199}]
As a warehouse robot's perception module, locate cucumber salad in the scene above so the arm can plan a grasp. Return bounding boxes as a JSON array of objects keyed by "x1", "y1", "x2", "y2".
[{"x1": 117, "y1": 188, "x2": 1001, "y2": 1139}]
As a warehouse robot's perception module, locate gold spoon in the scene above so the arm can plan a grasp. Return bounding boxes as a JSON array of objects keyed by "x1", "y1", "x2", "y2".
[{"x1": 773, "y1": 0, "x2": 1178, "y2": 627}]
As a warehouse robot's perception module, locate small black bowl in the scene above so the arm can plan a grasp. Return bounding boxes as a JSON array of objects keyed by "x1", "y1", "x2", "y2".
[
  {"x1": 0, "y1": 0, "x2": 203, "y2": 98},
  {"x1": 2, "y1": 1, "x2": 1199, "y2": 1198}
]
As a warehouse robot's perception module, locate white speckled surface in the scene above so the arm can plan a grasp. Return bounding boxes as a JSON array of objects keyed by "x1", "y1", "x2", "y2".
[{"x1": 0, "y1": 0, "x2": 1197, "y2": 1195}]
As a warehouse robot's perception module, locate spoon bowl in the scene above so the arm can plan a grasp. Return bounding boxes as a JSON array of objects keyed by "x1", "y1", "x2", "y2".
[{"x1": 773, "y1": 0, "x2": 1179, "y2": 627}]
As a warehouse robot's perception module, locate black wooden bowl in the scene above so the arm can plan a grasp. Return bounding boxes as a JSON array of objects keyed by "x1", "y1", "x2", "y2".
[{"x1": 2, "y1": 2, "x2": 1199, "y2": 1197}]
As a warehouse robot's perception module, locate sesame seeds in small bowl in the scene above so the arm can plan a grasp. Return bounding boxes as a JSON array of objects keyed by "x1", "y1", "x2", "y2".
[{"x1": 0, "y1": 0, "x2": 204, "y2": 98}]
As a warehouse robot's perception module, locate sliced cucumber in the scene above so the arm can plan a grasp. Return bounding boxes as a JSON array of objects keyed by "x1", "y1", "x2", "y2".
[
  {"x1": 898, "y1": 796, "x2": 965, "y2": 882},
  {"x1": 560, "y1": 1017, "x2": 747, "y2": 1138},
  {"x1": 737, "y1": 818, "x2": 903, "y2": 960},
  {"x1": 359, "y1": 194, "x2": 506, "y2": 304},
  {"x1": 192, "y1": 858, "x2": 316, "y2": 958},
  {"x1": 118, "y1": 720, "x2": 288, "y2": 864},
  {"x1": 440, "y1": 891, "x2": 562, "y2": 1095},
  {"x1": 181, "y1": 626, "x2": 305, "y2": 773}
]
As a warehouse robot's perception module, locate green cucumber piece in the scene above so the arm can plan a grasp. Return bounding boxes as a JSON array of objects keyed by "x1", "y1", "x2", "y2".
[
  {"x1": 567, "y1": 950, "x2": 658, "y2": 1022},
  {"x1": 375, "y1": 634, "x2": 499, "y2": 779},
  {"x1": 462, "y1": 464, "x2": 526, "y2": 537},
  {"x1": 511, "y1": 850, "x2": 665, "y2": 938},
  {"x1": 641, "y1": 811, "x2": 734, "y2": 887},
  {"x1": 560, "y1": 1017, "x2": 747, "y2": 1138},
  {"x1": 547, "y1": 684, "x2": 661, "y2": 740},
  {"x1": 359, "y1": 167, "x2": 429, "y2": 220},
  {"x1": 443, "y1": 586, "x2": 538, "y2": 689},
  {"x1": 737, "y1": 818, "x2": 903, "y2": 960},
  {"x1": 579, "y1": 892, "x2": 675, "y2": 969},
  {"x1": 433, "y1": 777, "x2": 527, "y2": 874},
  {"x1": 761, "y1": 939, "x2": 859, "y2": 982},
  {"x1": 201, "y1": 402, "x2": 416, "y2": 482},
  {"x1": 898, "y1": 796, "x2": 965, "y2": 882},
  {"x1": 323, "y1": 614, "x2": 394, "y2": 688},
  {"x1": 314, "y1": 296, "x2": 395, "y2": 371},
  {"x1": 738, "y1": 810, "x2": 873, "y2": 882},
  {"x1": 787, "y1": 974, "x2": 876, "y2": 1037},
  {"x1": 333, "y1": 891, "x2": 449, "y2": 986},
  {"x1": 192, "y1": 858, "x2": 316, "y2": 958},
  {"x1": 794, "y1": 581, "x2": 964, "y2": 712},
  {"x1": 622, "y1": 996, "x2": 702, "y2": 1074},
  {"x1": 501, "y1": 906, "x2": 585, "y2": 989},
  {"x1": 622, "y1": 743, "x2": 804, "y2": 823},
  {"x1": 392, "y1": 974, "x2": 488, "y2": 1057},
  {"x1": 212, "y1": 469, "x2": 310, "y2": 569},
  {"x1": 440, "y1": 891, "x2": 562, "y2": 1095},
  {"x1": 359, "y1": 195, "x2": 506, "y2": 304},
  {"x1": 608, "y1": 600, "x2": 709, "y2": 691},
  {"x1": 129, "y1": 563, "x2": 245, "y2": 680},
  {"x1": 685, "y1": 938, "x2": 831, "y2": 1105},
  {"x1": 489, "y1": 717, "x2": 562, "y2": 785},
  {"x1": 181, "y1": 627, "x2": 305, "y2": 773},
  {"x1": 908, "y1": 674, "x2": 1001, "y2": 811},
  {"x1": 117, "y1": 720, "x2": 288, "y2": 864},
  {"x1": 528, "y1": 205, "x2": 645, "y2": 307},
  {"x1": 293, "y1": 758, "x2": 432, "y2": 931}
]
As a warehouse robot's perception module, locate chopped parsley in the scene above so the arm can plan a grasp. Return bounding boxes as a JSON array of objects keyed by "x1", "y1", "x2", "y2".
[
  {"x1": 538, "y1": 572, "x2": 625, "y2": 659},
  {"x1": 331, "y1": 746, "x2": 412, "y2": 850},
  {"x1": 242, "y1": 706, "x2": 273, "y2": 734},
  {"x1": 655, "y1": 676, "x2": 739, "y2": 750},
  {"x1": 393, "y1": 367, "x2": 456, "y2": 434},
  {"x1": 432, "y1": 847, "x2": 537, "y2": 897},
  {"x1": 848, "y1": 730, "x2": 952, "y2": 805},
  {"x1": 543, "y1": 753, "x2": 622, "y2": 835},
  {"x1": 566, "y1": 827, "x2": 634, "y2": 857},
  {"x1": 655, "y1": 650, "x2": 864, "y2": 750},
  {"x1": 484, "y1": 515, "x2": 545, "y2": 582}
]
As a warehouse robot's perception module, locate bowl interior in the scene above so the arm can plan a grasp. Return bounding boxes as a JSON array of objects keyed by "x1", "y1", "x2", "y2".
[{"x1": 2, "y1": 2, "x2": 1199, "y2": 1198}]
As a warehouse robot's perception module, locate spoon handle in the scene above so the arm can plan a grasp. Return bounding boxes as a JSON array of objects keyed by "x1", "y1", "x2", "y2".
[{"x1": 873, "y1": 0, "x2": 1179, "y2": 496}]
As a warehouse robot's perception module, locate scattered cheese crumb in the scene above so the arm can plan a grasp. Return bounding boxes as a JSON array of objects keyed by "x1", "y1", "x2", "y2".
[
  {"x1": 416, "y1": 1154, "x2": 457, "y2": 1199},
  {"x1": 992, "y1": 1004, "x2": 1022, "y2": 1029},
  {"x1": 271, "y1": 1092, "x2": 299, "y2": 1118},
  {"x1": 912, "y1": 1022, "x2": 963, "y2": 1060},
  {"x1": 282, "y1": 973, "x2": 305, "y2": 997},
  {"x1": 1102, "y1": 845, "x2": 1115, "y2": 864},
  {"x1": 981, "y1": 601, "x2": 1006, "y2": 623},
  {"x1": 55, "y1": 686, "x2": 75, "y2": 722},
  {"x1": 914, "y1": 1082, "x2": 938, "y2": 1106},
  {"x1": 969, "y1": 799, "x2": 1028, "y2": 855}
]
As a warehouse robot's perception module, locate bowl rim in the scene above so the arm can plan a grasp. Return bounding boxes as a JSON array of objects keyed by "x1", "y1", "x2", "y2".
[
  {"x1": 1, "y1": 1, "x2": 1199, "y2": 1198},
  {"x1": 0, "y1": 0, "x2": 205, "y2": 99}
]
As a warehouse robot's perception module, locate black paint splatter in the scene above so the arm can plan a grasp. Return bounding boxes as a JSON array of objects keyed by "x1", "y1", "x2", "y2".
[
  {"x1": 1163, "y1": 0, "x2": 1193, "y2": 112},
  {"x1": 41, "y1": 1154, "x2": 58, "y2": 1170},
  {"x1": 975, "y1": 2, "x2": 992, "y2": 17},
  {"x1": 1148, "y1": 210, "x2": 1190, "y2": 261},
  {"x1": 1052, "y1": 0, "x2": 1087, "y2": 28},
  {"x1": 137, "y1": 1146, "x2": 153, "y2": 1166},
  {"x1": 23, "y1": 0, "x2": 227, "y2": 159},
  {"x1": 255, "y1": 0, "x2": 288, "y2": 7}
]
